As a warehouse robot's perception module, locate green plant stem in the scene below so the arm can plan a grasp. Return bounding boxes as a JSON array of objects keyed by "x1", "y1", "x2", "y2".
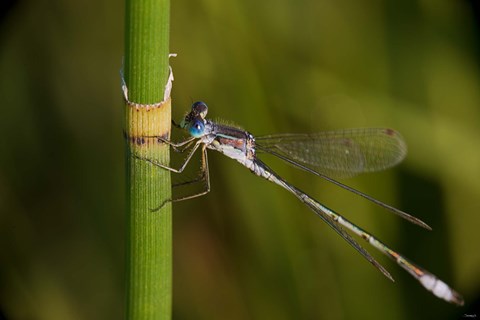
[{"x1": 124, "y1": 0, "x2": 172, "y2": 319}]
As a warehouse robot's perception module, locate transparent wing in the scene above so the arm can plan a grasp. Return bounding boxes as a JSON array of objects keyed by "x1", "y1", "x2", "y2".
[{"x1": 256, "y1": 128, "x2": 407, "y2": 178}]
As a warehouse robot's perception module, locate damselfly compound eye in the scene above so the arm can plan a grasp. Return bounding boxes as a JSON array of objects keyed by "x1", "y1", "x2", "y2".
[
  {"x1": 189, "y1": 118, "x2": 205, "y2": 137},
  {"x1": 192, "y1": 101, "x2": 208, "y2": 118}
]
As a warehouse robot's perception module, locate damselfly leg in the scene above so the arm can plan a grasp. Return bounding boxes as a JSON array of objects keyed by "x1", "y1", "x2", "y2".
[{"x1": 135, "y1": 137, "x2": 211, "y2": 210}]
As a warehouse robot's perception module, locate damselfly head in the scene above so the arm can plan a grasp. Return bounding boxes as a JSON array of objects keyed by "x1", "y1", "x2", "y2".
[{"x1": 180, "y1": 101, "x2": 208, "y2": 137}]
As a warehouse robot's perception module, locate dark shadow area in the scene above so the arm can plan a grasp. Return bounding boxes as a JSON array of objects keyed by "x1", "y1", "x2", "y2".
[{"x1": 398, "y1": 169, "x2": 464, "y2": 319}]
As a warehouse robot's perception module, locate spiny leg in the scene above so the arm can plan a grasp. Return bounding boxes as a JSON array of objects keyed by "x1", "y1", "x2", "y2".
[
  {"x1": 151, "y1": 145, "x2": 211, "y2": 211},
  {"x1": 171, "y1": 144, "x2": 211, "y2": 202},
  {"x1": 135, "y1": 139, "x2": 202, "y2": 173},
  {"x1": 157, "y1": 135, "x2": 197, "y2": 151},
  {"x1": 171, "y1": 144, "x2": 210, "y2": 188},
  {"x1": 172, "y1": 174, "x2": 206, "y2": 188},
  {"x1": 138, "y1": 135, "x2": 197, "y2": 152}
]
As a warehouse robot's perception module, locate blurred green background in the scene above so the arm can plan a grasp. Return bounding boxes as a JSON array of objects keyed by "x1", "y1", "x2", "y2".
[{"x1": 1, "y1": 0, "x2": 479, "y2": 319}]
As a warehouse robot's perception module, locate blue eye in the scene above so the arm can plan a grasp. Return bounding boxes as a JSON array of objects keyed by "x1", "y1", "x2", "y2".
[{"x1": 189, "y1": 119, "x2": 205, "y2": 137}]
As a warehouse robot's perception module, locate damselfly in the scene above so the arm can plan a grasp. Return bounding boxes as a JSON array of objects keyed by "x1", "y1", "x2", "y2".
[{"x1": 140, "y1": 101, "x2": 463, "y2": 306}]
